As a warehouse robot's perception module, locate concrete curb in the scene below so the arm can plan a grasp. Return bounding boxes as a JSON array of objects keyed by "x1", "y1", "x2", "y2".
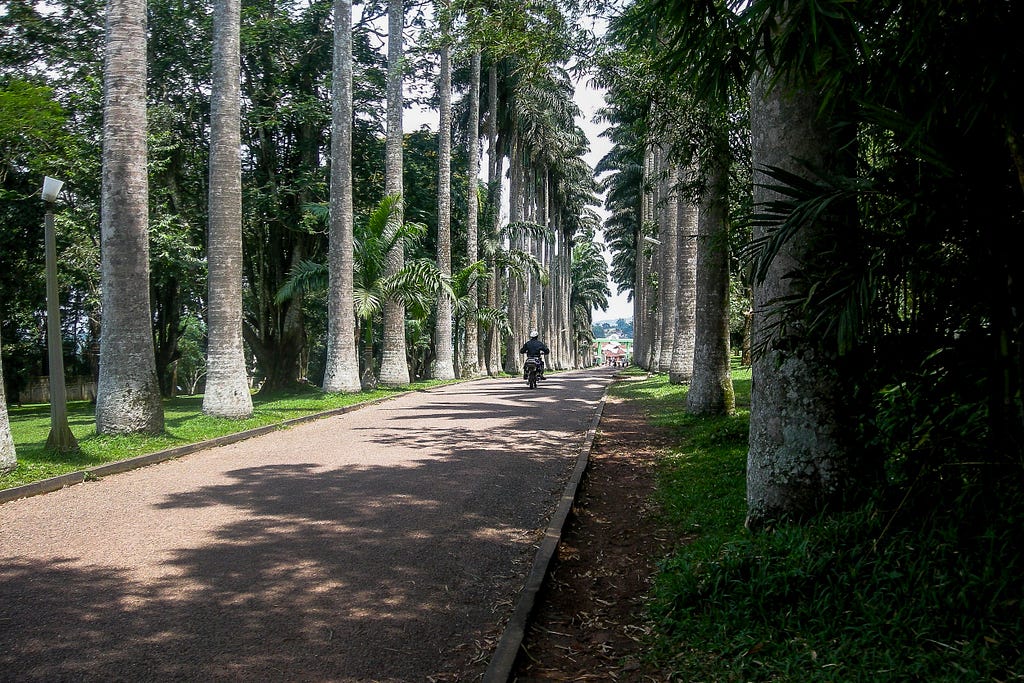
[
  {"x1": 482, "y1": 388, "x2": 609, "y2": 683},
  {"x1": 0, "y1": 394, "x2": 403, "y2": 506}
]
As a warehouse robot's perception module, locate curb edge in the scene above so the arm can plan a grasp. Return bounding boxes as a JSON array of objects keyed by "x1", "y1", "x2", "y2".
[{"x1": 481, "y1": 387, "x2": 609, "y2": 682}]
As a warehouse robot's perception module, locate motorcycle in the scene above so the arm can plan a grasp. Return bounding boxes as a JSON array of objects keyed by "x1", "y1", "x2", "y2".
[{"x1": 523, "y1": 356, "x2": 543, "y2": 389}]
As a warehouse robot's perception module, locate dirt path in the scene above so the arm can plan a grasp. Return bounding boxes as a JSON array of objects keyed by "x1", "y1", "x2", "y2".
[
  {"x1": 512, "y1": 393, "x2": 676, "y2": 682},
  {"x1": 0, "y1": 370, "x2": 612, "y2": 682}
]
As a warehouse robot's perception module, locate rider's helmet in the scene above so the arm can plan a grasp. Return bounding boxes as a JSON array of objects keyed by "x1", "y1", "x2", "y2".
[{"x1": 530, "y1": 329, "x2": 539, "y2": 338}]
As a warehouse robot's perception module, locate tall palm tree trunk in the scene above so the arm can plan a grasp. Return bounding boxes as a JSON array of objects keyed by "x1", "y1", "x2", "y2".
[
  {"x1": 504, "y1": 133, "x2": 525, "y2": 374},
  {"x1": 461, "y1": 51, "x2": 482, "y2": 377},
  {"x1": 322, "y1": 0, "x2": 361, "y2": 392},
  {"x1": 687, "y1": 150, "x2": 734, "y2": 415},
  {"x1": 433, "y1": 25, "x2": 456, "y2": 380},
  {"x1": 379, "y1": 0, "x2": 409, "y2": 386},
  {"x1": 96, "y1": 0, "x2": 164, "y2": 434},
  {"x1": 746, "y1": 69, "x2": 854, "y2": 528},
  {"x1": 484, "y1": 61, "x2": 502, "y2": 375},
  {"x1": 204, "y1": 0, "x2": 254, "y2": 417},
  {"x1": 0, "y1": 332, "x2": 15, "y2": 473},
  {"x1": 657, "y1": 158, "x2": 678, "y2": 373},
  {"x1": 669, "y1": 186, "x2": 698, "y2": 384}
]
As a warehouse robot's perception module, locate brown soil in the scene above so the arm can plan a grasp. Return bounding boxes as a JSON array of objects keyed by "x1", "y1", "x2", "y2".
[{"x1": 510, "y1": 390, "x2": 678, "y2": 682}]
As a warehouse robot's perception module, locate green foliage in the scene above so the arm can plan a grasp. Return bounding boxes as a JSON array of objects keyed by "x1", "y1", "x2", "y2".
[
  {"x1": 620, "y1": 371, "x2": 1024, "y2": 681},
  {"x1": 651, "y1": 503, "x2": 1024, "y2": 681},
  {"x1": 0, "y1": 79, "x2": 70, "y2": 179},
  {"x1": 570, "y1": 240, "x2": 611, "y2": 350}
]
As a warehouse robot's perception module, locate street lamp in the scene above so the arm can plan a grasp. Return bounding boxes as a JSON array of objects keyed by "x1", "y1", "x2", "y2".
[{"x1": 42, "y1": 176, "x2": 78, "y2": 452}]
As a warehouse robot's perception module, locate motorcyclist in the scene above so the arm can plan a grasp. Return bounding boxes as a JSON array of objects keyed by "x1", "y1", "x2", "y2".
[{"x1": 520, "y1": 329, "x2": 550, "y2": 380}]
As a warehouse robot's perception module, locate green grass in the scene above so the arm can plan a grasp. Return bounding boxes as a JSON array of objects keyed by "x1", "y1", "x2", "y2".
[
  {"x1": 616, "y1": 363, "x2": 1024, "y2": 682},
  {"x1": 1, "y1": 380, "x2": 453, "y2": 490}
]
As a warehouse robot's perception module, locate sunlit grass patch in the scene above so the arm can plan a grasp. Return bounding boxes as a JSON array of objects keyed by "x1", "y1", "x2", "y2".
[{"x1": 1, "y1": 380, "x2": 446, "y2": 490}]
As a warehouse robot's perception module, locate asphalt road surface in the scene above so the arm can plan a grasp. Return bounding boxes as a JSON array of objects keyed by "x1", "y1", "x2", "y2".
[{"x1": 0, "y1": 369, "x2": 613, "y2": 682}]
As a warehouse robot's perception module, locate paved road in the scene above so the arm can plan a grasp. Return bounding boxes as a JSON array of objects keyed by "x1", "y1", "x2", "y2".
[{"x1": 0, "y1": 369, "x2": 613, "y2": 682}]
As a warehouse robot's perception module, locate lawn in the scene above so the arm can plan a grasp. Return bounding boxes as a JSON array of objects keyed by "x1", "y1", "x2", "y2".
[{"x1": 1, "y1": 381, "x2": 451, "y2": 491}]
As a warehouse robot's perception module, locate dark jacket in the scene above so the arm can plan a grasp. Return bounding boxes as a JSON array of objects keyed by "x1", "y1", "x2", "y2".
[{"x1": 520, "y1": 338, "x2": 550, "y2": 357}]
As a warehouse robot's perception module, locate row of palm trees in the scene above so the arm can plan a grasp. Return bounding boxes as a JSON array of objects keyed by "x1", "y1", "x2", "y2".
[
  {"x1": 594, "y1": 0, "x2": 1024, "y2": 528},
  {"x1": 0, "y1": 0, "x2": 611, "y2": 472}
]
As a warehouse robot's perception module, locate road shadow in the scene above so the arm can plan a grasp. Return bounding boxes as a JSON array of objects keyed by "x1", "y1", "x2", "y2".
[{"x1": 0, "y1": 369, "x2": 613, "y2": 681}]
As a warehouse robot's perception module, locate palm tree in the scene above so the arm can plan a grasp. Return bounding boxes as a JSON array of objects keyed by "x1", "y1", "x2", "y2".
[
  {"x1": 1, "y1": 332, "x2": 15, "y2": 473},
  {"x1": 379, "y1": 0, "x2": 409, "y2": 386},
  {"x1": 203, "y1": 0, "x2": 254, "y2": 418},
  {"x1": 433, "y1": 10, "x2": 456, "y2": 380},
  {"x1": 461, "y1": 51, "x2": 482, "y2": 378},
  {"x1": 95, "y1": 0, "x2": 164, "y2": 434},
  {"x1": 745, "y1": 15, "x2": 856, "y2": 527},
  {"x1": 277, "y1": 196, "x2": 449, "y2": 389},
  {"x1": 322, "y1": 0, "x2": 361, "y2": 393},
  {"x1": 657, "y1": 155, "x2": 678, "y2": 373},
  {"x1": 570, "y1": 241, "x2": 611, "y2": 367},
  {"x1": 686, "y1": 146, "x2": 735, "y2": 415},
  {"x1": 450, "y1": 261, "x2": 507, "y2": 373},
  {"x1": 669, "y1": 192, "x2": 697, "y2": 384},
  {"x1": 482, "y1": 58, "x2": 504, "y2": 375}
]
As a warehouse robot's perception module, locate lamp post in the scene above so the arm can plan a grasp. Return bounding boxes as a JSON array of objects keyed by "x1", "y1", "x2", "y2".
[{"x1": 41, "y1": 176, "x2": 78, "y2": 452}]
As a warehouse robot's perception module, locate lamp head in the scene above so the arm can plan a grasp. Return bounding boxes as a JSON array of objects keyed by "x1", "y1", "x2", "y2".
[{"x1": 41, "y1": 176, "x2": 65, "y2": 203}]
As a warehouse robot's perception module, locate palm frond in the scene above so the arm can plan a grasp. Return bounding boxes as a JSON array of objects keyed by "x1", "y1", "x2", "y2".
[{"x1": 275, "y1": 259, "x2": 328, "y2": 304}]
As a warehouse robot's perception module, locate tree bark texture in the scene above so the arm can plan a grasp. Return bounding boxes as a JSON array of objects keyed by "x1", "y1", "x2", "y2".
[
  {"x1": 96, "y1": 0, "x2": 165, "y2": 434},
  {"x1": 204, "y1": 0, "x2": 255, "y2": 417},
  {"x1": 670, "y1": 190, "x2": 698, "y2": 384},
  {"x1": 0, "y1": 331, "x2": 15, "y2": 473},
  {"x1": 462, "y1": 51, "x2": 481, "y2": 377},
  {"x1": 686, "y1": 152, "x2": 734, "y2": 416},
  {"x1": 322, "y1": 0, "x2": 361, "y2": 393},
  {"x1": 379, "y1": 0, "x2": 409, "y2": 386},
  {"x1": 746, "y1": 71, "x2": 854, "y2": 527},
  {"x1": 432, "y1": 33, "x2": 456, "y2": 380},
  {"x1": 648, "y1": 151, "x2": 664, "y2": 371},
  {"x1": 657, "y1": 157, "x2": 678, "y2": 373}
]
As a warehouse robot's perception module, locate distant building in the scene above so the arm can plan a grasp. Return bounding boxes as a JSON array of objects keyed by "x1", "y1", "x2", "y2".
[{"x1": 592, "y1": 338, "x2": 633, "y2": 366}]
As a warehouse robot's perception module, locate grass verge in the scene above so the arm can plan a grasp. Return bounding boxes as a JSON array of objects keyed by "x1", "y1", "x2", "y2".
[
  {"x1": 1, "y1": 380, "x2": 454, "y2": 491},
  {"x1": 614, "y1": 364, "x2": 1023, "y2": 682}
]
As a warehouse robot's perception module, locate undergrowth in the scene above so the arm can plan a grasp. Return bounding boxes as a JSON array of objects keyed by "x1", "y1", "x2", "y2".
[{"x1": 615, "y1": 366, "x2": 1024, "y2": 682}]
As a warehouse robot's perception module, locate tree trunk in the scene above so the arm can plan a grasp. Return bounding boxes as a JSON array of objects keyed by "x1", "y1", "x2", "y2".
[
  {"x1": 504, "y1": 133, "x2": 524, "y2": 374},
  {"x1": 648, "y1": 150, "x2": 664, "y2": 371},
  {"x1": 0, "y1": 331, "x2": 16, "y2": 473},
  {"x1": 485, "y1": 62, "x2": 502, "y2": 376},
  {"x1": 746, "y1": 70, "x2": 855, "y2": 528},
  {"x1": 96, "y1": 0, "x2": 165, "y2": 434},
  {"x1": 657, "y1": 157, "x2": 678, "y2": 373},
  {"x1": 461, "y1": 51, "x2": 482, "y2": 377},
  {"x1": 322, "y1": 0, "x2": 362, "y2": 393},
  {"x1": 379, "y1": 0, "x2": 410, "y2": 386},
  {"x1": 204, "y1": 0, "x2": 255, "y2": 417},
  {"x1": 686, "y1": 151, "x2": 734, "y2": 416},
  {"x1": 670, "y1": 183, "x2": 697, "y2": 384},
  {"x1": 433, "y1": 27, "x2": 456, "y2": 380}
]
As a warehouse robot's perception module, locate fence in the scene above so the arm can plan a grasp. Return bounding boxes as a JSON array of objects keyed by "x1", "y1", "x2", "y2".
[{"x1": 16, "y1": 376, "x2": 96, "y2": 404}]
